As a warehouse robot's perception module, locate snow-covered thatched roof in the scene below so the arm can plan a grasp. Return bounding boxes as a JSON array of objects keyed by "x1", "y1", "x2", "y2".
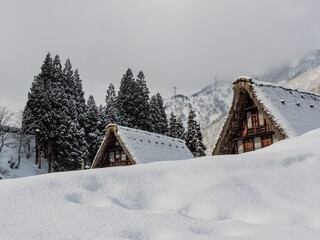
[
  {"x1": 92, "y1": 124, "x2": 193, "y2": 167},
  {"x1": 242, "y1": 77, "x2": 320, "y2": 137},
  {"x1": 212, "y1": 76, "x2": 320, "y2": 155},
  {"x1": 116, "y1": 125, "x2": 193, "y2": 163}
]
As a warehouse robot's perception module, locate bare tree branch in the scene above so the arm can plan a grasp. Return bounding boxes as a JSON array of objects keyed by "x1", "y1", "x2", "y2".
[{"x1": 0, "y1": 106, "x2": 14, "y2": 155}]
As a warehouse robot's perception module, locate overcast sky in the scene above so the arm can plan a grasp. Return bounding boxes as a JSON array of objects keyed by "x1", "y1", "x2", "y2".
[{"x1": 1, "y1": 0, "x2": 320, "y2": 112}]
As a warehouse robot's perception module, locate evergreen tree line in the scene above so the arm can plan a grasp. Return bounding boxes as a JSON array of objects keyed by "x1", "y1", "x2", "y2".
[
  {"x1": 22, "y1": 53, "x2": 168, "y2": 172},
  {"x1": 167, "y1": 110, "x2": 206, "y2": 157}
]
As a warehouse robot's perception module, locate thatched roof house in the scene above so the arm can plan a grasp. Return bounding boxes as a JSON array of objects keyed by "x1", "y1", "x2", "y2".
[
  {"x1": 91, "y1": 124, "x2": 193, "y2": 168},
  {"x1": 213, "y1": 76, "x2": 320, "y2": 155}
]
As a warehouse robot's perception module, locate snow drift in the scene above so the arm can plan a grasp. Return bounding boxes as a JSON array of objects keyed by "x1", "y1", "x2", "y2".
[{"x1": 1, "y1": 129, "x2": 320, "y2": 239}]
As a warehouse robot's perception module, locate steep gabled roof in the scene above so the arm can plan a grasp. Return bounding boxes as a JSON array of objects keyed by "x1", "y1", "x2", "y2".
[
  {"x1": 212, "y1": 76, "x2": 320, "y2": 155},
  {"x1": 92, "y1": 124, "x2": 193, "y2": 167}
]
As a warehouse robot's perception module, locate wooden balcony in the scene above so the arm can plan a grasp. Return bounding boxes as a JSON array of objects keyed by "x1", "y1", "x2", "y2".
[
  {"x1": 236, "y1": 125, "x2": 272, "y2": 139},
  {"x1": 247, "y1": 126, "x2": 266, "y2": 135}
]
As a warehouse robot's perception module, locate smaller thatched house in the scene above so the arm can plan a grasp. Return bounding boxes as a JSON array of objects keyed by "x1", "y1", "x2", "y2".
[
  {"x1": 91, "y1": 124, "x2": 193, "y2": 168},
  {"x1": 213, "y1": 76, "x2": 320, "y2": 155}
]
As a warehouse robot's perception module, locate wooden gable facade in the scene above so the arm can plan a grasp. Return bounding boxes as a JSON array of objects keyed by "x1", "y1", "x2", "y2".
[
  {"x1": 213, "y1": 77, "x2": 284, "y2": 155},
  {"x1": 91, "y1": 127, "x2": 134, "y2": 168},
  {"x1": 226, "y1": 91, "x2": 279, "y2": 154}
]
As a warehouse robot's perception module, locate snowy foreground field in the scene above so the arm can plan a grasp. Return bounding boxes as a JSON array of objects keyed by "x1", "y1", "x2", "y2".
[{"x1": 1, "y1": 130, "x2": 320, "y2": 239}]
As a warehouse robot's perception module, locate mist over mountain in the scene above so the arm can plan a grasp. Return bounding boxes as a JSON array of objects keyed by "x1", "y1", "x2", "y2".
[{"x1": 256, "y1": 50, "x2": 320, "y2": 84}]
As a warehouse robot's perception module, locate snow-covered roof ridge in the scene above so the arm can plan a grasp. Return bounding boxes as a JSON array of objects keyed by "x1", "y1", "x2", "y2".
[
  {"x1": 234, "y1": 76, "x2": 320, "y2": 97},
  {"x1": 116, "y1": 125, "x2": 186, "y2": 144},
  {"x1": 250, "y1": 79, "x2": 320, "y2": 98}
]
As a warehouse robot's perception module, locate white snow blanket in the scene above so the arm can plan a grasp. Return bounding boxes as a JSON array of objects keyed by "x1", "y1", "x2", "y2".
[{"x1": 1, "y1": 129, "x2": 320, "y2": 239}]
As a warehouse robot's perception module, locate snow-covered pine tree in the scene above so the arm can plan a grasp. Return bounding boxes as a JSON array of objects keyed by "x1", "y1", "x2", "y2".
[
  {"x1": 167, "y1": 112, "x2": 177, "y2": 137},
  {"x1": 97, "y1": 104, "x2": 107, "y2": 139},
  {"x1": 50, "y1": 54, "x2": 75, "y2": 171},
  {"x1": 73, "y1": 68, "x2": 87, "y2": 131},
  {"x1": 117, "y1": 68, "x2": 139, "y2": 128},
  {"x1": 55, "y1": 59, "x2": 88, "y2": 171},
  {"x1": 149, "y1": 92, "x2": 167, "y2": 134},
  {"x1": 134, "y1": 71, "x2": 152, "y2": 131},
  {"x1": 195, "y1": 124, "x2": 206, "y2": 157},
  {"x1": 40, "y1": 54, "x2": 68, "y2": 172},
  {"x1": 167, "y1": 112, "x2": 184, "y2": 139},
  {"x1": 176, "y1": 116, "x2": 185, "y2": 140},
  {"x1": 56, "y1": 103, "x2": 88, "y2": 171},
  {"x1": 23, "y1": 53, "x2": 55, "y2": 171},
  {"x1": 24, "y1": 53, "x2": 89, "y2": 171},
  {"x1": 105, "y1": 83, "x2": 119, "y2": 125},
  {"x1": 185, "y1": 110, "x2": 206, "y2": 157},
  {"x1": 84, "y1": 95, "x2": 101, "y2": 165}
]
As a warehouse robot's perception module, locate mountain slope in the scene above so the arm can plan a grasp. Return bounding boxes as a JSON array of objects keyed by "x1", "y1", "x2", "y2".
[
  {"x1": 1, "y1": 128, "x2": 320, "y2": 239},
  {"x1": 202, "y1": 114, "x2": 227, "y2": 155},
  {"x1": 164, "y1": 80, "x2": 232, "y2": 129},
  {"x1": 284, "y1": 64, "x2": 320, "y2": 94}
]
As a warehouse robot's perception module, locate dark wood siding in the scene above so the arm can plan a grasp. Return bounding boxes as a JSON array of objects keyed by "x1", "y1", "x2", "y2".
[
  {"x1": 96, "y1": 131, "x2": 134, "y2": 168},
  {"x1": 232, "y1": 102, "x2": 278, "y2": 154}
]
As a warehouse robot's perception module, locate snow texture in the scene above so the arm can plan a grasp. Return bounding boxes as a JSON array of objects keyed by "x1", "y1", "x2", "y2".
[
  {"x1": 1, "y1": 128, "x2": 320, "y2": 239},
  {"x1": 250, "y1": 80, "x2": 320, "y2": 137},
  {"x1": 116, "y1": 125, "x2": 194, "y2": 164}
]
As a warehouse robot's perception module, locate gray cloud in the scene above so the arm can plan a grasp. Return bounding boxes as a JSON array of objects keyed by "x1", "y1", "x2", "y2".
[{"x1": 1, "y1": 0, "x2": 320, "y2": 112}]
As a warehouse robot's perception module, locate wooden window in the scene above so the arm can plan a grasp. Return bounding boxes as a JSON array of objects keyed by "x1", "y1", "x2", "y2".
[
  {"x1": 272, "y1": 134, "x2": 279, "y2": 143},
  {"x1": 237, "y1": 140, "x2": 243, "y2": 154},
  {"x1": 266, "y1": 124, "x2": 271, "y2": 131},
  {"x1": 258, "y1": 111, "x2": 264, "y2": 126},
  {"x1": 109, "y1": 152, "x2": 114, "y2": 162},
  {"x1": 261, "y1": 135, "x2": 272, "y2": 147},
  {"x1": 254, "y1": 137, "x2": 261, "y2": 150},
  {"x1": 121, "y1": 150, "x2": 126, "y2": 161},
  {"x1": 244, "y1": 138, "x2": 254, "y2": 152},
  {"x1": 252, "y1": 113, "x2": 259, "y2": 127},
  {"x1": 115, "y1": 151, "x2": 120, "y2": 159},
  {"x1": 246, "y1": 112, "x2": 252, "y2": 128}
]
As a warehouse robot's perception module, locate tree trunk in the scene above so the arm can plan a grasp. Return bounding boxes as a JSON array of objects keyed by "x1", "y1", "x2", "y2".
[
  {"x1": 15, "y1": 135, "x2": 22, "y2": 169},
  {"x1": 35, "y1": 138, "x2": 39, "y2": 165},
  {"x1": 38, "y1": 146, "x2": 41, "y2": 169},
  {"x1": 48, "y1": 142, "x2": 51, "y2": 173},
  {"x1": 27, "y1": 138, "x2": 31, "y2": 159}
]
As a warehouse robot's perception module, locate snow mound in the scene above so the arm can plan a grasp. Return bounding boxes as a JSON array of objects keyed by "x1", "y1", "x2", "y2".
[{"x1": 1, "y1": 129, "x2": 320, "y2": 239}]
